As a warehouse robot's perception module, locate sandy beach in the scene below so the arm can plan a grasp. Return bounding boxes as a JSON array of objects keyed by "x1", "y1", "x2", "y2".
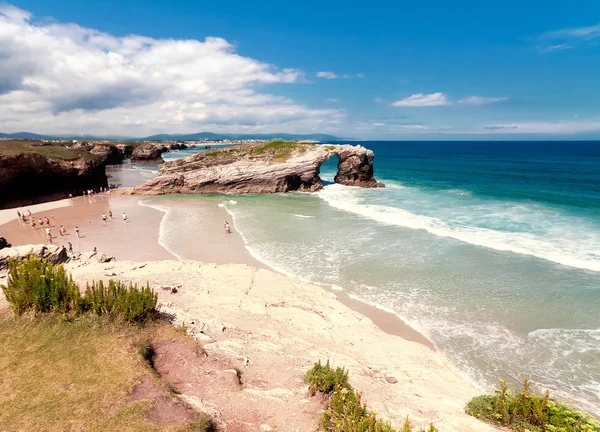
[{"x1": 0, "y1": 192, "x2": 495, "y2": 430}]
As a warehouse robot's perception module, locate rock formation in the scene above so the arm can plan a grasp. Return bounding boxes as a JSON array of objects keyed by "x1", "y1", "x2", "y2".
[
  {"x1": 116, "y1": 143, "x2": 134, "y2": 159},
  {"x1": 0, "y1": 244, "x2": 69, "y2": 271},
  {"x1": 0, "y1": 151, "x2": 107, "y2": 209},
  {"x1": 132, "y1": 142, "x2": 383, "y2": 195},
  {"x1": 131, "y1": 142, "x2": 188, "y2": 162},
  {"x1": 0, "y1": 237, "x2": 11, "y2": 250},
  {"x1": 90, "y1": 144, "x2": 123, "y2": 165}
]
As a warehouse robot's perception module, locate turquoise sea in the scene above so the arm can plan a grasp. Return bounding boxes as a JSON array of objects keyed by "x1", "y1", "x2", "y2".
[{"x1": 163, "y1": 141, "x2": 600, "y2": 414}]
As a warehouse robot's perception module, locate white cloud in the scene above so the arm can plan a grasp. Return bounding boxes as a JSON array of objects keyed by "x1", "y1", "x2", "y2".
[
  {"x1": 392, "y1": 92, "x2": 450, "y2": 107},
  {"x1": 483, "y1": 121, "x2": 600, "y2": 134},
  {"x1": 316, "y1": 71, "x2": 363, "y2": 79},
  {"x1": 0, "y1": 5, "x2": 344, "y2": 135},
  {"x1": 317, "y1": 71, "x2": 338, "y2": 79},
  {"x1": 538, "y1": 43, "x2": 573, "y2": 53},
  {"x1": 325, "y1": 98, "x2": 338, "y2": 103},
  {"x1": 541, "y1": 23, "x2": 600, "y2": 39},
  {"x1": 372, "y1": 122, "x2": 385, "y2": 126},
  {"x1": 458, "y1": 96, "x2": 509, "y2": 105}
]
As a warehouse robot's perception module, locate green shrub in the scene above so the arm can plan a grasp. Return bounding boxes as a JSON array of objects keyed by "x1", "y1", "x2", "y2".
[
  {"x1": 82, "y1": 279, "x2": 157, "y2": 323},
  {"x1": 2, "y1": 257, "x2": 158, "y2": 324},
  {"x1": 305, "y1": 360, "x2": 350, "y2": 394},
  {"x1": 306, "y1": 361, "x2": 438, "y2": 432},
  {"x1": 465, "y1": 379, "x2": 600, "y2": 432},
  {"x1": 2, "y1": 257, "x2": 81, "y2": 315}
]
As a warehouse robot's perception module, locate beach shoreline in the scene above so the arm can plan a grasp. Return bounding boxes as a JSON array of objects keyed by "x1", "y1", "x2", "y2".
[{"x1": 0, "y1": 193, "x2": 435, "y2": 351}]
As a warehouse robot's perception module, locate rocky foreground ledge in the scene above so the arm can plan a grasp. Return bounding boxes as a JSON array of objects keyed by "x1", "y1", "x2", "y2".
[{"x1": 126, "y1": 141, "x2": 384, "y2": 195}]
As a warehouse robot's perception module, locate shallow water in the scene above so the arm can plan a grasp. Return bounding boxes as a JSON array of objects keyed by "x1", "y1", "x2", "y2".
[{"x1": 155, "y1": 141, "x2": 600, "y2": 415}]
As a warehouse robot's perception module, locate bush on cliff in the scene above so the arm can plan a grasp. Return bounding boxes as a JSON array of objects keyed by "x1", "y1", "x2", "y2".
[
  {"x1": 465, "y1": 379, "x2": 600, "y2": 432},
  {"x1": 305, "y1": 361, "x2": 439, "y2": 432},
  {"x1": 82, "y1": 279, "x2": 157, "y2": 323},
  {"x1": 1, "y1": 257, "x2": 158, "y2": 323},
  {"x1": 3, "y1": 257, "x2": 81, "y2": 315}
]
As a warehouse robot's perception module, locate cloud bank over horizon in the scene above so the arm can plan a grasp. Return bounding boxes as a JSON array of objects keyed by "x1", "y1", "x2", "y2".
[{"x1": 0, "y1": 4, "x2": 344, "y2": 136}]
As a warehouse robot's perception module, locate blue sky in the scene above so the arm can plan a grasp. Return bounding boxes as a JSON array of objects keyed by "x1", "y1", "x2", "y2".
[{"x1": 1, "y1": 0, "x2": 599, "y2": 139}]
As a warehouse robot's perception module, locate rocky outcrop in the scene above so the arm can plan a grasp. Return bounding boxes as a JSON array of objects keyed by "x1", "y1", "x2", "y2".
[
  {"x1": 90, "y1": 144, "x2": 123, "y2": 165},
  {"x1": 0, "y1": 244, "x2": 69, "y2": 271},
  {"x1": 131, "y1": 142, "x2": 188, "y2": 162},
  {"x1": 0, "y1": 237, "x2": 11, "y2": 250},
  {"x1": 133, "y1": 143, "x2": 383, "y2": 195},
  {"x1": 116, "y1": 143, "x2": 135, "y2": 159},
  {"x1": 0, "y1": 152, "x2": 107, "y2": 209}
]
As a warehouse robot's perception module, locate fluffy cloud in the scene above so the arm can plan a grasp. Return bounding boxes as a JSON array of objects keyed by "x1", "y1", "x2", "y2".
[
  {"x1": 458, "y1": 96, "x2": 509, "y2": 105},
  {"x1": 0, "y1": 4, "x2": 343, "y2": 135},
  {"x1": 392, "y1": 92, "x2": 450, "y2": 107}
]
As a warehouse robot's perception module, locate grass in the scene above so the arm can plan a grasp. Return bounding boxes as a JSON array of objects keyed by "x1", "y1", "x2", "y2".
[
  {"x1": 203, "y1": 140, "x2": 314, "y2": 161},
  {"x1": 0, "y1": 140, "x2": 98, "y2": 161},
  {"x1": 465, "y1": 379, "x2": 600, "y2": 432},
  {"x1": 0, "y1": 313, "x2": 213, "y2": 432},
  {"x1": 305, "y1": 361, "x2": 438, "y2": 432}
]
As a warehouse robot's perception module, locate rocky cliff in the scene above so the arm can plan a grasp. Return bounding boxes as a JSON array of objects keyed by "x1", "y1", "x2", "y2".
[
  {"x1": 132, "y1": 142, "x2": 383, "y2": 195},
  {"x1": 0, "y1": 144, "x2": 107, "y2": 209},
  {"x1": 131, "y1": 142, "x2": 187, "y2": 162}
]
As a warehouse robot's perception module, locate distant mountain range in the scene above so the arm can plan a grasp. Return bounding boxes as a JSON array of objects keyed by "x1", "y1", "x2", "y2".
[{"x1": 0, "y1": 131, "x2": 346, "y2": 142}]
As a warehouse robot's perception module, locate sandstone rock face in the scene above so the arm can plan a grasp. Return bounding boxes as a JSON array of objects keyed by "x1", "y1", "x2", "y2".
[
  {"x1": 131, "y1": 142, "x2": 187, "y2": 162},
  {"x1": 133, "y1": 143, "x2": 383, "y2": 195},
  {"x1": 132, "y1": 143, "x2": 166, "y2": 161},
  {"x1": 0, "y1": 244, "x2": 69, "y2": 271},
  {"x1": 90, "y1": 144, "x2": 123, "y2": 165},
  {"x1": 0, "y1": 152, "x2": 107, "y2": 209},
  {"x1": 116, "y1": 143, "x2": 135, "y2": 159}
]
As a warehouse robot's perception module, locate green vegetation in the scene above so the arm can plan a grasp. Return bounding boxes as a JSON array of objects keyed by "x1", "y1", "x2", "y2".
[
  {"x1": 203, "y1": 140, "x2": 313, "y2": 160},
  {"x1": 2, "y1": 257, "x2": 157, "y2": 323},
  {"x1": 465, "y1": 379, "x2": 600, "y2": 432},
  {"x1": 0, "y1": 139, "x2": 97, "y2": 161},
  {"x1": 305, "y1": 361, "x2": 439, "y2": 432}
]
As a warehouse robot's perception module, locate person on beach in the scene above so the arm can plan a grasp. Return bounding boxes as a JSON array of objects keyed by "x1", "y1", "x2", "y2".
[
  {"x1": 108, "y1": 210, "x2": 113, "y2": 219},
  {"x1": 75, "y1": 226, "x2": 80, "y2": 238},
  {"x1": 39, "y1": 218, "x2": 43, "y2": 226},
  {"x1": 17, "y1": 211, "x2": 21, "y2": 219},
  {"x1": 93, "y1": 247, "x2": 97, "y2": 254},
  {"x1": 224, "y1": 221, "x2": 231, "y2": 234},
  {"x1": 44, "y1": 217, "x2": 49, "y2": 226},
  {"x1": 102, "y1": 213, "x2": 107, "y2": 225},
  {"x1": 59, "y1": 225, "x2": 66, "y2": 236},
  {"x1": 45, "y1": 227, "x2": 52, "y2": 244},
  {"x1": 67, "y1": 242, "x2": 73, "y2": 253},
  {"x1": 27, "y1": 210, "x2": 32, "y2": 217},
  {"x1": 31, "y1": 220, "x2": 36, "y2": 229},
  {"x1": 122, "y1": 212, "x2": 128, "y2": 223}
]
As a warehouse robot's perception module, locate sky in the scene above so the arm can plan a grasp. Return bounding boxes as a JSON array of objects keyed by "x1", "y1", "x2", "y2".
[{"x1": 0, "y1": 0, "x2": 599, "y2": 140}]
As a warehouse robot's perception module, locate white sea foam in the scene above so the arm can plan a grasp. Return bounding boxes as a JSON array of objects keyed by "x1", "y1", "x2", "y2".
[
  {"x1": 317, "y1": 184, "x2": 600, "y2": 272},
  {"x1": 292, "y1": 214, "x2": 315, "y2": 219},
  {"x1": 137, "y1": 200, "x2": 184, "y2": 261}
]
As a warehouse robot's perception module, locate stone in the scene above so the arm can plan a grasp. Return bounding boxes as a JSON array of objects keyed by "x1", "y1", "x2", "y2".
[
  {"x1": 385, "y1": 376, "x2": 398, "y2": 384},
  {"x1": 133, "y1": 142, "x2": 383, "y2": 196},
  {"x1": 131, "y1": 143, "x2": 167, "y2": 161},
  {"x1": 89, "y1": 144, "x2": 123, "y2": 165},
  {"x1": 0, "y1": 244, "x2": 69, "y2": 271},
  {"x1": 0, "y1": 237, "x2": 11, "y2": 250}
]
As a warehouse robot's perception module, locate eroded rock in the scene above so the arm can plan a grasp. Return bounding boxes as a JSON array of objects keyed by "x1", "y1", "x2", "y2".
[
  {"x1": 133, "y1": 143, "x2": 383, "y2": 195},
  {"x1": 0, "y1": 244, "x2": 69, "y2": 270}
]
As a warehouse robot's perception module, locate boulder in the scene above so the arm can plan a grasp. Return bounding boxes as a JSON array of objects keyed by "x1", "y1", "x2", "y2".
[
  {"x1": 0, "y1": 237, "x2": 11, "y2": 250},
  {"x1": 133, "y1": 142, "x2": 383, "y2": 195},
  {"x1": 0, "y1": 244, "x2": 69, "y2": 271},
  {"x1": 89, "y1": 144, "x2": 123, "y2": 165},
  {"x1": 131, "y1": 143, "x2": 167, "y2": 161}
]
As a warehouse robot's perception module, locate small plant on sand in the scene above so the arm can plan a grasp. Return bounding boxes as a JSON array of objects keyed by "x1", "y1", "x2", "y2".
[
  {"x1": 2, "y1": 257, "x2": 81, "y2": 315},
  {"x1": 306, "y1": 361, "x2": 438, "y2": 432},
  {"x1": 82, "y1": 279, "x2": 158, "y2": 323},
  {"x1": 305, "y1": 360, "x2": 349, "y2": 395},
  {"x1": 465, "y1": 379, "x2": 600, "y2": 432}
]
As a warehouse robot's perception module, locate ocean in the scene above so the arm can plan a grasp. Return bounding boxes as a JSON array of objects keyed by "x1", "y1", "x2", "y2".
[{"x1": 159, "y1": 141, "x2": 600, "y2": 414}]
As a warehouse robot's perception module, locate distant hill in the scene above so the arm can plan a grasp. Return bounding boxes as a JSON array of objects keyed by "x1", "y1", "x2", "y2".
[
  {"x1": 140, "y1": 132, "x2": 345, "y2": 142},
  {"x1": 0, "y1": 131, "x2": 346, "y2": 142}
]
